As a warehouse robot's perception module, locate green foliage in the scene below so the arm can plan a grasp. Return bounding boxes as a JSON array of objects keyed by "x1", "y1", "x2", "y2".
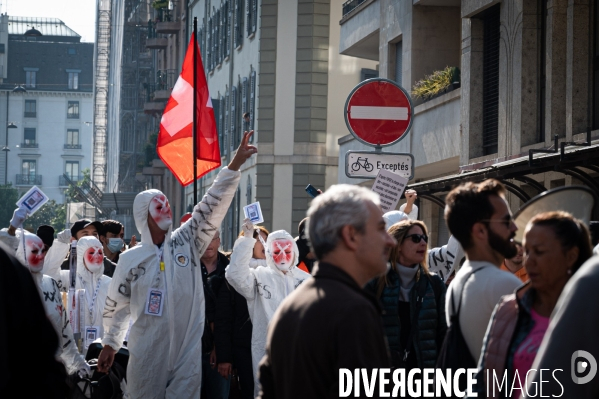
[
  {"x1": 151, "y1": 0, "x2": 168, "y2": 10},
  {"x1": 64, "y1": 168, "x2": 91, "y2": 201},
  {"x1": 411, "y1": 66, "x2": 460, "y2": 100},
  {"x1": 0, "y1": 184, "x2": 19, "y2": 228},
  {"x1": 24, "y1": 200, "x2": 66, "y2": 233}
]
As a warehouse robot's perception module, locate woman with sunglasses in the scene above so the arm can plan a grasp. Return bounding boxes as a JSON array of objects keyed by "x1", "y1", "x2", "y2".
[
  {"x1": 366, "y1": 219, "x2": 446, "y2": 373},
  {"x1": 474, "y1": 211, "x2": 592, "y2": 398}
]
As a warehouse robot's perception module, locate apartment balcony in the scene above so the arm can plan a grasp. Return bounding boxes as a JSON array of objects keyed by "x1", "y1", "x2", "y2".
[
  {"x1": 16, "y1": 174, "x2": 42, "y2": 186},
  {"x1": 152, "y1": 69, "x2": 177, "y2": 100},
  {"x1": 339, "y1": 0, "x2": 379, "y2": 61},
  {"x1": 146, "y1": 37, "x2": 168, "y2": 49},
  {"x1": 59, "y1": 174, "x2": 83, "y2": 187},
  {"x1": 64, "y1": 144, "x2": 82, "y2": 150},
  {"x1": 155, "y1": 20, "x2": 181, "y2": 34},
  {"x1": 20, "y1": 142, "x2": 38, "y2": 149}
]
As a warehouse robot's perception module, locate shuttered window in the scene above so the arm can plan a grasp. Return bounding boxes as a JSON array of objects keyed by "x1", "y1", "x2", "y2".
[
  {"x1": 225, "y1": 1, "x2": 231, "y2": 58},
  {"x1": 242, "y1": 77, "x2": 248, "y2": 132},
  {"x1": 230, "y1": 86, "x2": 237, "y2": 152},
  {"x1": 249, "y1": 70, "x2": 256, "y2": 142},
  {"x1": 395, "y1": 41, "x2": 403, "y2": 86},
  {"x1": 234, "y1": 0, "x2": 244, "y2": 48},
  {"x1": 208, "y1": 18, "x2": 213, "y2": 70},
  {"x1": 225, "y1": 90, "x2": 230, "y2": 155},
  {"x1": 247, "y1": 0, "x2": 257, "y2": 37},
  {"x1": 482, "y1": 5, "x2": 500, "y2": 155}
]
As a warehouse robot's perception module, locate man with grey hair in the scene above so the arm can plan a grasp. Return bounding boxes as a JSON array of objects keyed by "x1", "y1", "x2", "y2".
[{"x1": 258, "y1": 184, "x2": 395, "y2": 399}]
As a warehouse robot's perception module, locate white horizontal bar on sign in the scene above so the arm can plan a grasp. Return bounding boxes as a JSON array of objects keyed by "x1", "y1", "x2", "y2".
[{"x1": 350, "y1": 106, "x2": 409, "y2": 120}]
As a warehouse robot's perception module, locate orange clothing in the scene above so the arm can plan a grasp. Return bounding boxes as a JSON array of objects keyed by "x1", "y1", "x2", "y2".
[
  {"x1": 500, "y1": 263, "x2": 528, "y2": 283},
  {"x1": 297, "y1": 261, "x2": 309, "y2": 274}
]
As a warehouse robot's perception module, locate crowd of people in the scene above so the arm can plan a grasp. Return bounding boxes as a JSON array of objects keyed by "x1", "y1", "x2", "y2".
[{"x1": 2, "y1": 130, "x2": 599, "y2": 399}]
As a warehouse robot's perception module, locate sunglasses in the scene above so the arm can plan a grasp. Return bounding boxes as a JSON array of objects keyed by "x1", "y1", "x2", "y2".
[{"x1": 405, "y1": 234, "x2": 428, "y2": 244}]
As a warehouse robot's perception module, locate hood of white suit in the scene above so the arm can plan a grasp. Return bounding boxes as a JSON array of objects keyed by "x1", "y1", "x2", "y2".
[{"x1": 265, "y1": 230, "x2": 299, "y2": 272}]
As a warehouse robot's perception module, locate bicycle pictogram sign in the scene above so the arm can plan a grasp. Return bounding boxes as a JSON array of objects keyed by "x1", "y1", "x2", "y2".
[{"x1": 351, "y1": 157, "x2": 374, "y2": 173}]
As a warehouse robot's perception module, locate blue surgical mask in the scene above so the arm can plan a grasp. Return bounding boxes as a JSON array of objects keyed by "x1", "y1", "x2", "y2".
[{"x1": 107, "y1": 238, "x2": 124, "y2": 253}]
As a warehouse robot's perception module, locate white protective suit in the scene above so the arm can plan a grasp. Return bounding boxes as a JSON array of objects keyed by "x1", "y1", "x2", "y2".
[
  {"x1": 225, "y1": 230, "x2": 311, "y2": 396},
  {"x1": 102, "y1": 167, "x2": 240, "y2": 399},
  {"x1": 15, "y1": 231, "x2": 88, "y2": 375},
  {"x1": 44, "y1": 236, "x2": 111, "y2": 353},
  {"x1": 43, "y1": 231, "x2": 71, "y2": 290}
]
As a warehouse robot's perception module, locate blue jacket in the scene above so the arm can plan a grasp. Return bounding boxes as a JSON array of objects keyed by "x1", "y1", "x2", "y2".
[{"x1": 366, "y1": 266, "x2": 447, "y2": 368}]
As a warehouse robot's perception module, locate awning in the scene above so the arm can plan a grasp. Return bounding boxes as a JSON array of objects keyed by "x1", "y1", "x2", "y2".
[{"x1": 408, "y1": 140, "x2": 599, "y2": 210}]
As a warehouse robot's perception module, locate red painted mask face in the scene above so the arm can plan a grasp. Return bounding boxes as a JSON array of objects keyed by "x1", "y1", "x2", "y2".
[
  {"x1": 84, "y1": 246, "x2": 104, "y2": 273},
  {"x1": 271, "y1": 239, "x2": 294, "y2": 271},
  {"x1": 149, "y1": 194, "x2": 173, "y2": 230},
  {"x1": 25, "y1": 236, "x2": 46, "y2": 273}
]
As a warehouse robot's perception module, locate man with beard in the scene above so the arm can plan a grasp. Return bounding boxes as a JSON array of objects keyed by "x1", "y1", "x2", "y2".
[
  {"x1": 444, "y1": 179, "x2": 521, "y2": 362},
  {"x1": 500, "y1": 243, "x2": 528, "y2": 282}
]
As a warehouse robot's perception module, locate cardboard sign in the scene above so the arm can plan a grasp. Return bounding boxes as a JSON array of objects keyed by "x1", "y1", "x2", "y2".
[
  {"x1": 243, "y1": 202, "x2": 264, "y2": 224},
  {"x1": 371, "y1": 169, "x2": 409, "y2": 213},
  {"x1": 16, "y1": 186, "x2": 49, "y2": 216}
]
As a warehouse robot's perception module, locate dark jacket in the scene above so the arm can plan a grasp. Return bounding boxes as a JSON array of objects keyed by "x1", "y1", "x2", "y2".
[
  {"x1": 213, "y1": 278, "x2": 252, "y2": 364},
  {"x1": 258, "y1": 262, "x2": 391, "y2": 399},
  {"x1": 0, "y1": 245, "x2": 68, "y2": 398},
  {"x1": 103, "y1": 256, "x2": 117, "y2": 278},
  {"x1": 201, "y1": 251, "x2": 230, "y2": 353},
  {"x1": 366, "y1": 266, "x2": 447, "y2": 368}
]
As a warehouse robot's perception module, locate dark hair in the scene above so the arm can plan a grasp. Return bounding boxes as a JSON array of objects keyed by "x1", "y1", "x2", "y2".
[
  {"x1": 101, "y1": 220, "x2": 124, "y2": 236},
  {"x1": 444, "y1": 179, "x2": 506, "y2": 250},
  {"x1": 588, "y1": 221, "x2": 599, "y2": 245},
  {"x1": 528, "y1": 211, "x2": 592, "y2": 274}
]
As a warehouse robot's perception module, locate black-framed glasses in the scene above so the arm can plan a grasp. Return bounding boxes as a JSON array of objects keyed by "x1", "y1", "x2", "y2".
[
  {"x1": 405, "y1": 234, "x2": 428, "y2": 244},
  {"x1": 480, "y1": 215, "x2": 514, "y2": 228}
]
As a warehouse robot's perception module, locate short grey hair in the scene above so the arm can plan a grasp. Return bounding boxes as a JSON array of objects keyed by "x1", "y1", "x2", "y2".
[{"x1": 306, "y1": 184, "x2": 380, "y2": 259}]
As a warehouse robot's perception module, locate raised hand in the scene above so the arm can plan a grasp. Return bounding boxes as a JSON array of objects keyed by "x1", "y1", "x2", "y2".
[
  {"x1": 228, "y1": 130, "x2": 258, "y2": 171},
  {"x1": 242, "y1": 218, "x2": 255, "y2": 237}
]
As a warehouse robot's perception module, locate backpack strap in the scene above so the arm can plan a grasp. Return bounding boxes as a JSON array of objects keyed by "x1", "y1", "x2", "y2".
[{"x1": 451, "y1": 265, "x2": 485, "y2": 319}]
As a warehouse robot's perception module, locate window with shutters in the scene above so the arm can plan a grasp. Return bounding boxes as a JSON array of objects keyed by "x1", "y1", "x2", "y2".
[
  {"x1": 230, "y1": 86, "x2": 237, "y2": 152},
  {"x1": 247, "y1": 0, "x2": 257, "y2": 37},
  {"x1": 224, "y1": 1, "x2": 231, "y2": 59},
  {"x1": 225, "y1": 90, "x2": 230, "y2": 155},
  {"x1": 215, "y1": 10, "x2": 221, "y2": 66},
  {"x1": 482, "y1": 5, "x2": 500, "y2": 155},
  {"x1": 234, "y1": 0, "x2": 244, "y2": 48},
  {"x1": 207, "y1": 18, "x2": 212, "y2": 71},
  {"x1": 217, "y1": 95, "x2": 224, "y2": 156},
  {"x1": 242, "y1": 77, "x2": 248, "y2": 132},
  {"x1": 249, "y1": 70, "x2": 256, "y2": 142},
  {"x1": 360, "y1": 68, "x2": 378, "y2": 81},
  {"x1": 395, "y1": 41, "x2": 403, "y2": 86}
]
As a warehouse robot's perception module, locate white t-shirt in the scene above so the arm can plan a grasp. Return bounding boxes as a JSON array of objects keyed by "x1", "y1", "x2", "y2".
[{"x1": 445, "y1": 260, "x2": 521, "y2": 362}]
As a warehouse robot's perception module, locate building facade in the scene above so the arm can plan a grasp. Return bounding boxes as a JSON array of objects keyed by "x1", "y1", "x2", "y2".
[
  {"x1": 189, "y1": 0, "x2": 377, "y2": 249},
  {"x1": 338, "y1": 0, "x2": 599, "y2": 246},
  {"x1": 0, "y1": 16, "x2": 94, "y2": 204}
]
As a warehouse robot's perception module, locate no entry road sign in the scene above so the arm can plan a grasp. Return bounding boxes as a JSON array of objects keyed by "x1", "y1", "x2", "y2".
[
  {"x1": 344, "y1": 78, "x2": 414, "y2": 147},
  {"x1": 345, "y1": 151, "x2": 414, "y2": 180}
]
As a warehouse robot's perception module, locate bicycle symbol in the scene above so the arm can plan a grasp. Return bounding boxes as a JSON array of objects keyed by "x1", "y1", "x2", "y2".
[{"x1": 351, "y1": 157, "x2": 374, "y2": 173}]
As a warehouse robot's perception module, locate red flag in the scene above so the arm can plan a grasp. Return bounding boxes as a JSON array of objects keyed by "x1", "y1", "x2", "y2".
[{"x1": 157, "y1": 33, "x2": 221, "y2": 186}]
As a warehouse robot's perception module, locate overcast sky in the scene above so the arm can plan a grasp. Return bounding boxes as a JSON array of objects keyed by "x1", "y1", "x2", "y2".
[{"x1": 5, "y1": 0, "x2": 96, "y2": 42}]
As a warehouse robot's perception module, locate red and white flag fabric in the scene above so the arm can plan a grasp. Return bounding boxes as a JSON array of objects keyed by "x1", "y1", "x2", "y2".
[{"x1": 157, "y1": 33, "x2": 221, "y2": 186}]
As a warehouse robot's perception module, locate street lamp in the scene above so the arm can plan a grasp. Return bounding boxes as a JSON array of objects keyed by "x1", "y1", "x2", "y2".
[{"x1": 4, "y1": 85, "x2": 27, "y2": 185}]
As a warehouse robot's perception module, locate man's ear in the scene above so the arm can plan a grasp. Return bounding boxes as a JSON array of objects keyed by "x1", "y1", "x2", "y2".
[
  {"x1": 471, "y1": 222, "x2": 488, "y2": 244},
  {"x1": 340, "y1": 225, "x2": 360, "y2": 252}
]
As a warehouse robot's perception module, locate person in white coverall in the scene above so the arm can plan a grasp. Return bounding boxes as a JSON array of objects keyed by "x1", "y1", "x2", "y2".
[
  {"x1": 96, "y1": 131, "x2": 257, "y2": 399},
  {"x1": 15, "y1": 230, "x2": 90, "y2": 376},
  {"x1": 44, "y1": 236, "x2": 112, "y2": 354},
  {"x1": 225, "y1": 219, "x2": 311, "y2": 397},
  {"x1": 0, "y1": 208, "x2": 90, "y2": 376}
]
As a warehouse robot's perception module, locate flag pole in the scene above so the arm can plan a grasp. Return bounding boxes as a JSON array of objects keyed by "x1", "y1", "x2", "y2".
[{"x1": 193, "y1": 17, "x2": 198, "y2": 205}]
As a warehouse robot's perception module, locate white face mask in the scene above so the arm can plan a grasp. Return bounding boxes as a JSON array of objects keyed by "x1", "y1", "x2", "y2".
[
  {"x1": 149, "y1": 194, "x2": 173, "y2": 231},
  {"x1": 271, "y1": 239, "x2": 295, "y2": 271},
  {"x1": 25, "y1": 236, "x2": 46, "y2": 273},
  {"x1": 84, "y1": 246, "x2": 104, "y2": 273}
]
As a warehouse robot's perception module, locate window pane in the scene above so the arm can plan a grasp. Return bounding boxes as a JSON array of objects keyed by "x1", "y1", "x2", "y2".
[
  {"x1": 24, "y1": 128, "x2": 36, "y2": 144},
  {"x1": 22, "y1": 160, "x2": 36, "y2": 176},
  {"x1": 67, "y1": 129, "x2": 79, "y2": 145},
  {"x1": 24, "y1": 100, "x2": 36, "y2": 117},
  {"x1": 67, "y1": 101, "x2": 79, "y2": 118}
]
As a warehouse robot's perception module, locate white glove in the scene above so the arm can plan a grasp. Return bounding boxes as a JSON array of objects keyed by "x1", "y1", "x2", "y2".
[
  {"x1": 57, "y1": 229, "x2": 71, "y2": 244},
  {"x1": 242, "y1": 218, "x2": 254, "y2": 237},
  {"x1": 77, "y1": 362, "x2": 92, "y2": 379},
  {"x1": 9, "y1": 207, "x2": 28, "y2": 229}
]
